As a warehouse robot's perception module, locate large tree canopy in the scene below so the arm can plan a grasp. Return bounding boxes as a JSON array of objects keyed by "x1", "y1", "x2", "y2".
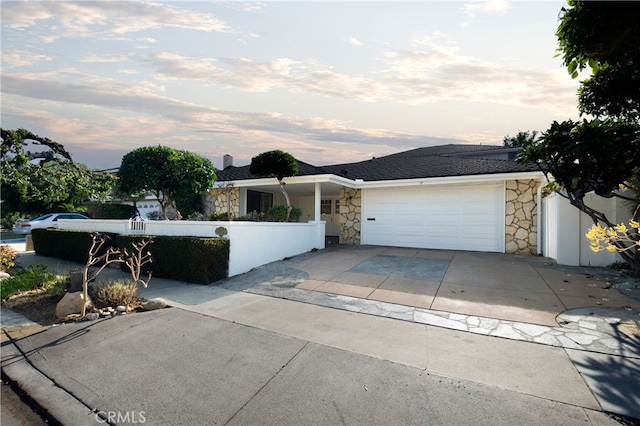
[
  {"x1": 0, "y1": 128, "x2": 115, "y2": 216},
  {"x1": 523, "y1": 119, "x2": 640, "y2": 211},
  {"x1": 520, "y1": 1, "x2": 640, "y2": 272},
  {"x1": 557, "y1": 1, "x2": 640, "y2": 120},
  {"x1": 117, "y1": 145, "x2": 216, "y2": 220},
  {"x1": 556, "y1": 1, "x2": 640, "y2": 77}
]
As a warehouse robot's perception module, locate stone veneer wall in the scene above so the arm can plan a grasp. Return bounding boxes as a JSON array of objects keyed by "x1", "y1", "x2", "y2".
[
  {"x1": 339, "y1": 187, "x2": 362, "y2": 245},
  {"x1": 203, "y1": 187, "x2": 240, "y2": 218},
  {"x1": 505, "y1": 179, "x2": 539, "y2": 255}
]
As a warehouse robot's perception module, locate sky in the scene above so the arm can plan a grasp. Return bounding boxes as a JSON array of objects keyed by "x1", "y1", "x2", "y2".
[{"x1": 1, "y1": 0, "x2": 582, "y2": 171}]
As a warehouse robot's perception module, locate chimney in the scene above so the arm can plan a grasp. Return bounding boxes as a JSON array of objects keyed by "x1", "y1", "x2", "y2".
[{"x1": 223, "y1": 154, "x2": 233, "y2": 169}]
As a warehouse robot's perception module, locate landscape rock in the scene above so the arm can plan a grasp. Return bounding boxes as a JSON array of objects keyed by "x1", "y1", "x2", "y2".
[
  {"x1": 84, "y1": 313, "x2": 99, "y2": 321},
  {"x1": 116, "y1": 306, "x2": 127, "y2": 313},
  {"x1": 143, "y1": 298, "x2": 167, "y2": 311},
  {"x1": 0, "y1": 271, "x2": 10, "y2": 281},
  {"x1": 55, "y1": 292, "x2": 89, "y2": 318}
]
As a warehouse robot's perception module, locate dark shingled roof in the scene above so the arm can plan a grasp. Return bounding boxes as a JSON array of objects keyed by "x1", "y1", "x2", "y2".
[
  {"x1": 322, "y1": 156, "x2": 537, "y2": 181},
  {"x1": 217, "y1": 144, "x2": 538, "y2": 182},
  {"x1": 381, "y1": 144, "x2": 511, "y2": 158}
]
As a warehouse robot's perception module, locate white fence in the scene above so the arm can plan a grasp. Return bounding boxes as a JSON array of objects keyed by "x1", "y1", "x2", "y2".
[
  {"x1": 541, "y1": 192, "x2": 633, "y2": 267},
  {"x1": 59, "y1": 219, "x2": 326, "y2": 277}
]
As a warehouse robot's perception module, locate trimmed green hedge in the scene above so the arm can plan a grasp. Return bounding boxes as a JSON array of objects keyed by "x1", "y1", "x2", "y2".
[
  {"x1": 85, "y1": 202, "x2": 136, "y2": 219},
  {"x1": 31, "y1": 230, "x2": 229, "y2": 284},
  {"x1": 116, "y1": 235, "x2": 229, "y2": 284},
  {"x1": 31, "y1": 229, "x2": 119, "y2": 263}
]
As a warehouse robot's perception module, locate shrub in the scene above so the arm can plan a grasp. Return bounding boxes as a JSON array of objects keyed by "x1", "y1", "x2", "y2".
[
  {"x1": 89, "y1": 279, "x2": 142, "y2": 309},
  {"x1": 266, "y1": 205, "x2": 302, "y2": 222},
  {"x1": 1, "y1": 211, "x2": 25, "y2": 230},
  {"x1": 209, "y1": 212, "x2": 230, "y2": 221},
  {"x1": 235, "y1": 211, "x2": 265, "y2": 221},
  {"x1": 1, "y1": 265, "x2": 67, "y2": 300},
  {"x1": 188, "y1": 212, "x2": 206, "y2": 221},
  {"x1": 0, "y1": 245, "x2": 18, "y2": 272}
]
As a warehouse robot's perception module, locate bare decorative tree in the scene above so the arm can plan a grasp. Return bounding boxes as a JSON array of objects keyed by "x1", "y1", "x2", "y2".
[
  {"x1": 122, "y1": 240, "x2": 154, "y2": 288},
  {"x1": 81, "y1": 233, "x2": 154, "y2": 317}
]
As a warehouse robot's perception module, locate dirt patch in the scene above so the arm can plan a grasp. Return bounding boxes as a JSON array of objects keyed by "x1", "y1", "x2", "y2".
[
  {"x1": 3, "y1": 289, "x2": 153, "y2": 326},
  {"x1": 3, "y1": 293, "x2": 62, "y2": 326}
]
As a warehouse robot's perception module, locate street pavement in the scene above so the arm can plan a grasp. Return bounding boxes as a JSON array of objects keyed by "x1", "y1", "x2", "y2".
[
  {"x1": 1, "y1": 245, "x2": 639, "y2": 425},
  {"x1": 0, "y1": 306, "x2": 626, "y2": 426}
]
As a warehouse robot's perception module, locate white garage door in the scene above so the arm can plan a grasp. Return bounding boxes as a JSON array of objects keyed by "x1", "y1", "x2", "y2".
[{"x1": 361, "y1": 183, "x2": 504, "y2": 252}]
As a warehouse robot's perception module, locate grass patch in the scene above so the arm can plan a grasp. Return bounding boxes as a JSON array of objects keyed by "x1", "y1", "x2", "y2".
[{"x1": 1, "y1": 265, "x2": 67, "y2": 300}]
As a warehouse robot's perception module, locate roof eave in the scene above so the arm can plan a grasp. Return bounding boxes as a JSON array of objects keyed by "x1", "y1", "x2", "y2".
[
  {"x1": 214, "y1": 174, "x2": 356, "y2": 188},
  {"x1": 352, "y1": 170, "x2": 545, "y2": 189},
  {"x1": 214, "y1": 170, "x2": 545, "y2": 190}
]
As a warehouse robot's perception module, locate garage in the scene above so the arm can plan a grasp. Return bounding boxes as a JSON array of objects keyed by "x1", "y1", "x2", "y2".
[{"x1": 361, "y1": 183, "x2": 504, "y2": 252}]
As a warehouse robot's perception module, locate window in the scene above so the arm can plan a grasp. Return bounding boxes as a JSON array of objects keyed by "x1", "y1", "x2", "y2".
[
  {"x1": 321, "y1": 199, "x2": 332, "y2": 215},
  {"x1": 247, "y1": 190, "x2": 273, "y2": 213}
]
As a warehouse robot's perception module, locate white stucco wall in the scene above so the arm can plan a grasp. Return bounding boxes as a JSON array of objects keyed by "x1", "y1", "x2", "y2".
[{"x1": 59, "y1": 219, "x2": 326, "y2": 277}]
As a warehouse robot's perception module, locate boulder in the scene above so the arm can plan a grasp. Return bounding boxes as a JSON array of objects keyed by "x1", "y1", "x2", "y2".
[
  {"x1": 142, "y1": 298, "x2": 167, "y2": 311},
  {"x1": 0, "y1": 271, "x2": 10, "y2": 281},
  {"x1": 55, "y1": 292, "x2": 89, "y2": 318}
]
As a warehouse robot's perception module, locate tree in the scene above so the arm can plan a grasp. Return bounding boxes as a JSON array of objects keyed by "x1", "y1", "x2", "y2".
[
  {"x1": 519, "y1": 1, "x2": 640, "y2": 274},
  {"x1": 117, "y1": 146, "x2": 216, "y2": 220},
  {"x1": 503, "y1": 131, "x2": 538, "y2": 148},
  {"x1": 0, "y1": 128, "x2": 115, "y2": 216},
  {"x1": 249, "y1": 150, "x2": 299, "y2": 222},
  {"x1": 80, "y1": 233, "x2": 153, "y2": 317}
]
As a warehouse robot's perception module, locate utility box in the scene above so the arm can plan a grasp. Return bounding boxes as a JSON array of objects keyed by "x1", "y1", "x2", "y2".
[{"x1": 69, "y1": 270, "x2": 84, "y2": 292}]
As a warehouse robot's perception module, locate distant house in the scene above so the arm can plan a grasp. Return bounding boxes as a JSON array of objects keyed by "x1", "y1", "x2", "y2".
[
  {"x1": 205, "y1": 144, "x2": 543, "y2": 256},
  {"x1": 118, "y1": 193, "x2": 162, "y2": 220}
]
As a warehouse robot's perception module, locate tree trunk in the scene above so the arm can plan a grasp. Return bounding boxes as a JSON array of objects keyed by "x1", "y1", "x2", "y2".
[{"x1": 279, "y1": 179, "x2": 292, "y2": 222}]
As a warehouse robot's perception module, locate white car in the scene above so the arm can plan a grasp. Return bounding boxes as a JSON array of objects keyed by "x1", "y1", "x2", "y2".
[{"x1": 12, "y1": 213, "x2": 90, "y2": 234}]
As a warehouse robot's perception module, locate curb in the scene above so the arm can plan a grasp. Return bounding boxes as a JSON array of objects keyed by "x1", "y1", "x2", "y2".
[{"x1": 1, "y1": 329, "x2": 101, "y2": 426}]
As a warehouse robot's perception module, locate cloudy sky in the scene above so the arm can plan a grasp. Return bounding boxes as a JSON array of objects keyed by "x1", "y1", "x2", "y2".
[{"x1": 1, "y1": 1, "x2": 581, "y2": 170}]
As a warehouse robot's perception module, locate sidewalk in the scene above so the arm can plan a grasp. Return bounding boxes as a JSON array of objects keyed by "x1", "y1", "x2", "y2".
[
  {"x1": 1, "y1": 300, "x2": 629, "y2": 425},
  {"x1": 2, "y1": 248, "x2": 640, "y2": 423}
]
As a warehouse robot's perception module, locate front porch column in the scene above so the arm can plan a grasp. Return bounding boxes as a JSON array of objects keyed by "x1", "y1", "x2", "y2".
[{"x1": 314, "y1": 182, "x2": 322, "y2": 221}]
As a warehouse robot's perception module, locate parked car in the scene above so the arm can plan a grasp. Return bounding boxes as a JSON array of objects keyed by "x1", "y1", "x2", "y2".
[{"x1": 12, "y1": 213, "x2": 90, "y2": 234}]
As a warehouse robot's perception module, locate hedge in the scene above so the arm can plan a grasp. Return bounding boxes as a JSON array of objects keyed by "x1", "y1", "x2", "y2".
[
  {"x1": 31, "y1": 229, "x2": 229, "y2": 284},
  {"x1": 31, "y1": 229, "x2": 119, "y2": 263},
  {"x1": 116, "y1": 235, "x2": 229, "y2": 284}
]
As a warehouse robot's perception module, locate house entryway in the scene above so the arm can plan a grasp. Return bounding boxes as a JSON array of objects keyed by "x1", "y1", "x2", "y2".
[{"x1": 321, "y1": 198, "x2": 340, "y2": 245}]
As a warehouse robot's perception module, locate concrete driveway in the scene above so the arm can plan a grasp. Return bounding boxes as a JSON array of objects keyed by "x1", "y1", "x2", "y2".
[{"x1": 287, "y1": 245, "x2": 640, "y2": 327}]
